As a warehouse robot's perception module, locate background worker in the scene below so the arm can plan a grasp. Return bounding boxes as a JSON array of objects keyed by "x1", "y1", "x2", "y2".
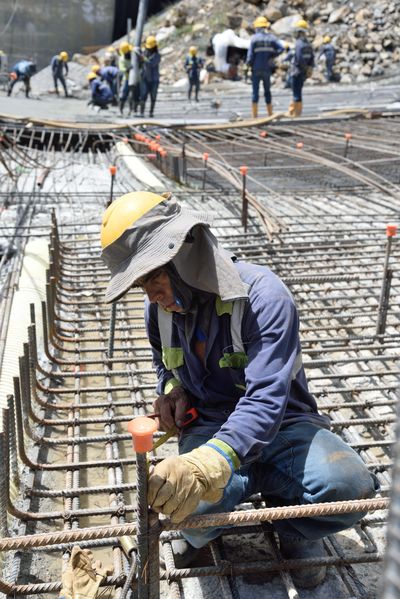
[
  {"x1": 92, "y1": 64, "x2": 119, "y2": 105},
  {"x1": 140, "y1": 35, "x2": 160, "y2": 118},
  {"x1": 51, "y1": 51, "x2": 69, "y2": 97},
  {"x1": 100, "y1": 191, "x2": 379, "y2": 589},
  {"x1": 318, "y1": 35, "x2": 337, "y2": 82},
  {"x1": 288, "y1": 19, "x2": 314, "y2": 117},
  {"x1": 87, "y1": 72, "x2": 113, "y2": 110},
  {"x1": 104, "y1": 46, "x2": 118, "y2": 67},
  {"x1": 246, "y1": 16, "x2": 284, "y2": 118},
  {"x1": 7, "y1": 59, "x2": 36, "y2": 97},
  {"x1": 184, "y1": 46, "x2": 205, "y2": 102},
  {"x1": 118, "y1": 40, "x2": 132, "y2": 115}
]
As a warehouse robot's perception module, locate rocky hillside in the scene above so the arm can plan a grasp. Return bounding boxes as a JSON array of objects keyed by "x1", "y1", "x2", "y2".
[{"x1": 141, "y1": 0, "x2": 400, "y2": 86}]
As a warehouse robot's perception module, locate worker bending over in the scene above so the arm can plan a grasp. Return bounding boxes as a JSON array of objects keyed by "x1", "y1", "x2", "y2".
[
  {"x1": 100, "y1": 192, "x2": 378, "y2": 589},
  {"x1": 246, "y1": 16, "x2": 284, "y2": 117},
  {"x1": 7, "y1": 60, "x2": 36, "y2": 97},
  {"x1": 51, "y1": 51, "x2": 69, "y2": 97}
]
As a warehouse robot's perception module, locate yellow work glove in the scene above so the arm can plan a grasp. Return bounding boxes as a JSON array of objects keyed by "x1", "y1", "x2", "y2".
[
  {"x1": 59, "y1": 546, "x2": 113, "y2": 599},
  {"x1": 148, "y1": 440, "x2": 240, "y2": 523}
]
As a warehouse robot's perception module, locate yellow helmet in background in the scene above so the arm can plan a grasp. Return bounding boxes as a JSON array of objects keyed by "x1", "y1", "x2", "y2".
[
  {"x1": 120, "y1": 41, "x2": 131, "y2": 54},
  {"x1": 189, "y1": 46, "x2": 197, "y2": 56},
  {"x1": 253, "y1": 16, "x2": 269, "y2": 29},
  {"x1": 295, "y1": 19, "x2": 309, "y2": 29},
  {"x1": 323, "y1": 35, "x2": 331, "y2": 43},
  {"x1": 145, "y1": 35, "x2": 157, "y2": 49},
  {"x1": 91, "y1": 64, "x2": 101, "y2": 73},
  {"x1": 87, "y1": 72, "x2": 97, "y2": 81},
  {"x1": 60, "y1": 51, "x2": 69, "y2": 61},
  {"x1": 101, "y1": 192, "x2": 165, "y2": 250},
  {"x1": 107, "y1": 46, "x2": 116, "y2": 53}
]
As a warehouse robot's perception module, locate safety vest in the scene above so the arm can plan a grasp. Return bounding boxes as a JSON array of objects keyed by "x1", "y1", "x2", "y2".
[{"x1": 157, "y1": 293, "x2": 303, "y2": 383}]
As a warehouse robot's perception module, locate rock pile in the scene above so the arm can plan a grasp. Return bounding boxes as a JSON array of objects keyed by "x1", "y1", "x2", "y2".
[{"x1": 143, "y1": 0, "x2": 400, "y2": 86}]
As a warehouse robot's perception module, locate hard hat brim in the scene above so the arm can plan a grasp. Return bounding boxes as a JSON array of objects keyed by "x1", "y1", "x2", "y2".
[{"x1": 102, "y1": 197, "x2": 212, "y2": 303}]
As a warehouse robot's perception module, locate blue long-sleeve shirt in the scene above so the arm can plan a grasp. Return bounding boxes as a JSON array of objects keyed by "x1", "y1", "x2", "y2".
[
  {"x1": 246, "y1": 31, "x2": 284, "y2": 72},
  {"x1": 145, "y1": 261, "x2": 329, "y2": 464},
  {"x1": 51, "y1": 55, "x2": 68, "y2": 77},
  {"x1": 89, "y1": 78, "x2": 113, "y2": 103},
  {"x1": 99, "y1": 66, "x2": 119, "y2": 83},
  {"x1": 184, "y1": 55, "x2": 204, "y2": 81},
  {"x1": 141, "y1": 49, "x2": 160, "y2": 83},
  {"x1": 318, "y1": 43, "x2": 336, "y2": 65},
  {"x1": 291, "y1": 38, "x2": 314, "y2": 76},
  {"x1": 12, "y1": 60, "x2": 36, "y2": 77}
]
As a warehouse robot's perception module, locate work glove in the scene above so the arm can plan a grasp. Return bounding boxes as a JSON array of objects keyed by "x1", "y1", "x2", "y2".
[
  {"x1": 153, "y1": 386, "x2": 190, "y2": 431},
  {"x1": 59, "y1": 546, "x2": 113, "y2": 599},
  {"x1": 148, "y1": 441, "x2": 239, "y2": 523}
]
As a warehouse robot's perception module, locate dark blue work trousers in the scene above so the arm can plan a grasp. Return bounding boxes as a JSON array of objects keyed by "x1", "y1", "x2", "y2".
[{"x1": 251, "y1": 70, "x2": 272, "y2": 104}]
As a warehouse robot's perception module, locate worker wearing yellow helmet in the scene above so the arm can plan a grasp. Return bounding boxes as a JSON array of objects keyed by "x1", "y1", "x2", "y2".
[
  {"x1": 91, "y1": 64, "x2": 101, "y2": 74},
  {"x1": 100, "y1": 190, "x2": 377, "y2": 586},
  {"x1": 50, "y1": 50, "x2": 69, "y2": 97},
  {"x1": 118, "y1": 41, "x2": 133, "y2": 114},
  {"x1": 87, "y1": 70, "x2": 113, "y2": 111},
  {"x1": 286, "y1": 18, "x2": 314, "y2": 117},
  {"x1": 104, "y1": 46, "x2": 118, "y2": 67},
  {"x1": 246, "y1": 15, "x2": 285, "y2": 117},
  {"x1": 140, "y1": 35, "x2": 161, "y2": 117},
  {"x1": 319, "y1": 35, "x2": 337, "y2": 82},
  {"x1": 184, "y1": 46, "x2": 205, "y2": 102}
]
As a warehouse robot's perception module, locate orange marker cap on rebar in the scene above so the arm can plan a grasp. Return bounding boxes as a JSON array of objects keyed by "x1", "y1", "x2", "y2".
[
  {"x1": 296, "y1": 142, "x2": 304, "y2": 149},
  {"x1": 344, "y1": 133, "x2": 352, "y2": 140},
  {"x1": 203, "y1": 152, "x2": 209, "y2": 161},
  {"x1": 109, "y1": 165, "x2": 117, "y2": 176},
  {"x1": 155, "y1": 134, "x2": 161, "y2": 141},
  {"x1": 239, "y1": 165, "x2": 248, "y2": 176},
  {"x1": 127, "y1": 417, "x2": 158, "y2": 453},
  {"x1": 386, "y1": 223, "x2": 398, "y2": 238},
  {"x1": 260, "y1": 131, "x2": 268, "y2": 138}
]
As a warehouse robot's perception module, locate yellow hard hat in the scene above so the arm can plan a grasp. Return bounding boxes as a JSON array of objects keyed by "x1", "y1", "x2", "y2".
[
  {"x1": 145, "y1": 35, "x2": 157, "y2": 49},
  {"x1": 253, "y1": 16, "x2": 269, "y2": 29},
  {"x1": 101, "y1": 191, "x2": 166, "y2": 250},
  {"x1": 92, "y1": 64, "x2": 101, "y2": 73},
  {"x1": 295, "y1": 19, "x2": 309, "y2": 29},
  {"x1": 323, "y1": 35, "x2": 331, "y2": 43},
  {"x1": 189, "y1": 46, "x2": 197, "y2": 56},
  {"x1": 60, "y1": 51, "x2": 69, "y2": 61},
  {"x1": 87, "y1": 72, "x2": 97, "y2": 80},
  {"x1": 120, "y1": 41, "x2": 131, "y2": 54}
]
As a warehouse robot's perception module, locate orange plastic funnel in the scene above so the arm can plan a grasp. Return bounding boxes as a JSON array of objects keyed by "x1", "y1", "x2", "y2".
[{"x1": 127, "y1": 417, "x2": 158, "y2": 452}]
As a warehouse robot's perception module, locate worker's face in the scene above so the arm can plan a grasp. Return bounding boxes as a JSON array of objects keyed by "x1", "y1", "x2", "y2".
[{"x1": 137, "y1": 268, "x2": 184, "y2": 312}]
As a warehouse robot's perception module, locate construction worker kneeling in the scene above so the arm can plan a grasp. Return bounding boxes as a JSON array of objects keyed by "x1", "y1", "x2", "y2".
[{"x1": 100, "y1": 191, "x2": 379, "y2": 589}]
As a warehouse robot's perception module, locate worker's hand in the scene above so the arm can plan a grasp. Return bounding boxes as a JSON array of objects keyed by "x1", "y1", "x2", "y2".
[
  {"x1": 59, "y1": 546, "x2": 113, "y2": 599},
  {"x1": 153, "y1": 386, "x2": 190, "y2": 431},
  {"x1": 148, "y1": 444, "x2": 235, "y2": 522}
]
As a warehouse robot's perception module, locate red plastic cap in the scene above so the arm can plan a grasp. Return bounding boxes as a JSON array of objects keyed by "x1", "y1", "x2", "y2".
[
  {"x1": 260, "y1": 131, "x2": 268, "y2": 138},
  {"x1": 344, "y1": 133, "x2": 352, "y2": 140},
  {"x1": 203, "y1": 152, "x2": 209, "y2": 161},
  {"x1": 386, "y1": 223, "x2": 398, "y2": 238},
  {"x1": 109, "y1": 166, "x2": 117, "y2": 176},
  {"x1": 296, "y1": 142, "x2": 304, "y2": 149},
  {"x1": 239, "y1": 165, "x2": 248, "y2": 175},
  {"x1": 127, "y1": 417, "x2": 158, "y2": 453}
]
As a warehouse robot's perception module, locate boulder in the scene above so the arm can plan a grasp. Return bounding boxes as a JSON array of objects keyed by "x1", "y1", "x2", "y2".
[
  {"x1": 266, "y1": 6, "x2": 283, "y2": 22},
  {"x1": 271, "y1": 13, "x2": 303, "y2": 36},
  {"x1": 371, "y1": 64, "x2": 385, "y2": 77},
  {"x1": 328, "y1": 6, "x2": 350, "y2": 24}
]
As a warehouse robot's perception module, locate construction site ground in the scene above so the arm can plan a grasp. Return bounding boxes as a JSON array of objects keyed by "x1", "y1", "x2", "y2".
[{"x1": 0, "y1": 74, "x2": 399, "y2": 599}]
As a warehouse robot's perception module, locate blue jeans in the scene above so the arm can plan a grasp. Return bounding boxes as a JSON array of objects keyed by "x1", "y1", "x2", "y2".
[
  {"x1": 251, "y1": 70, "x2": 271, "y2": 104},
  {"x1": 179, "y1": 422, "x2": 379, "y2": 548},
  {"x1": 291, "y1": 73, "x2": 306, "y2": 102}
]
